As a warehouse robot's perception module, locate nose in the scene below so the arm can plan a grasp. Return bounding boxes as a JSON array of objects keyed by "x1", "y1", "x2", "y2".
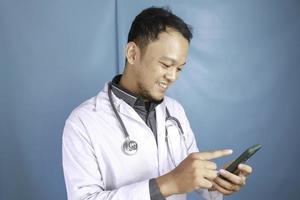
[{"x1": 165, "y1": 67, "x2": 177, "y2": 82}]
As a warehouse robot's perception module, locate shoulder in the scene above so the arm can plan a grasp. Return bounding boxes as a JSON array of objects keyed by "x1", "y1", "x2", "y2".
[
  {"x1": 163, "y1": 95, "x2": 186, "y2": 115},
  {"x1": 164, "y1": 96, "x2": 184, "y2": 109},
  {"x1": 65, "y1": 96, "x2": 97, "y2": 125},
  {"x1": 66, "y1": 89, "x2": 107, "y2": 123},
  {"x1": 66, "y1": 84, "x2": 110, "y2": 122}
]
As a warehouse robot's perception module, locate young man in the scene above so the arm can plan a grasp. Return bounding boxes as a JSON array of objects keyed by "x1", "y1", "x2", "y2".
[{"x1": 63, "y1": 7, "x2": 252, "y2": 200}]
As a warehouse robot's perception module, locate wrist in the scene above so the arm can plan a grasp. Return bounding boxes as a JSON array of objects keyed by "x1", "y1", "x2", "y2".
[{"x1": 156, "y1": 172, "x2": 178, "y2": 197}]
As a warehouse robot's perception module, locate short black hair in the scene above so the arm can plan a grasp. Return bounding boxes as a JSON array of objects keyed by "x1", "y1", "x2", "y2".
[{"x1": 127, "y1": 6, "x2": 193, "y2": 53}]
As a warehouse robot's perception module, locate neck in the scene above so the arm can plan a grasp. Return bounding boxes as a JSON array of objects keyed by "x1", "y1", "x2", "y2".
[{"x1": 119, "y1": 70, "x2": 139, "y2": 95}]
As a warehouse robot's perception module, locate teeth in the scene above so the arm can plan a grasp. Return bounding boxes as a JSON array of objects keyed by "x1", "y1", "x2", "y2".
[{"x1": 159, "y1": 82, "x2": 167, "y2": 89}]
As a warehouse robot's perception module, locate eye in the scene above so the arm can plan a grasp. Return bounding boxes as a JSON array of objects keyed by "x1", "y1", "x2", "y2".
[
  {"x1": 160, "y1": 62, "x2": 170, "y2": 69},
  {"x1": 177, "y1": 67, "x2": 183, "y2": 72}
]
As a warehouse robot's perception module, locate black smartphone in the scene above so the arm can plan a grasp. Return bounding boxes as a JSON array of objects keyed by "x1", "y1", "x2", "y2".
[{"x1": 220, "y1": 144, "x2": 262, "y2": 178}]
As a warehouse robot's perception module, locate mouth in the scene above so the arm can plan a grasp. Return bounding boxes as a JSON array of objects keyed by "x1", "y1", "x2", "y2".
[{"x1": 157, "y1": 81, "x2": 168, "y2": 92}]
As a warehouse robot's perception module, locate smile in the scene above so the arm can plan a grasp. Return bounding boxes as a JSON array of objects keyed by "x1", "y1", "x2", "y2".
[{"x1": 158, "y1": 81, "x2": 168, "y2": 91}]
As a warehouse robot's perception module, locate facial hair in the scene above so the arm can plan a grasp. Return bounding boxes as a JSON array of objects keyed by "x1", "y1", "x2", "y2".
[{"x1": 137, "y1": 81, "x2": 163, "y2": 102}]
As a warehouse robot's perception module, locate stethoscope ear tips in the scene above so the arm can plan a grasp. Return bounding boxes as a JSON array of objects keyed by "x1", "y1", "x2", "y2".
[{"x1": 123, "y1": 139, "x2": 138, "y2": 155}]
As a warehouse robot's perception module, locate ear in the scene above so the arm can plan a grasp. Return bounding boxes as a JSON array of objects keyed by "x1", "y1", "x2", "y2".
[{"x1": 125, "y1": 42, "x2": 140, "y2": 65}]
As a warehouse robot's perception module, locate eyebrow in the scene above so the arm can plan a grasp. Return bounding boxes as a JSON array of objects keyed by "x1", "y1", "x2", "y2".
[{"x1": 160, "y1": 56, "x2": 186, "y2": 66}]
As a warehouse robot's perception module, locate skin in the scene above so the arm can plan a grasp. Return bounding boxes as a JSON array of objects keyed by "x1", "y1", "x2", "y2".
[
  {"x1": 120, "y1": 28, "x2": 188, "y2": 101},
  {"x1": 212, "y1": 163, "x2": 252, "y2": 195},
  {"x1": 119, "y1": 27, "x2": 253, "y2": 197}
]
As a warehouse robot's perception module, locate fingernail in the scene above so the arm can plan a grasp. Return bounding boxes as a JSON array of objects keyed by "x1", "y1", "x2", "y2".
[
  {"x1": 227, "y1": 149, "x2": 233, "y2": 154},
  {"x1": 220, "y1": 169, "x2": 226, "y2": 173}
]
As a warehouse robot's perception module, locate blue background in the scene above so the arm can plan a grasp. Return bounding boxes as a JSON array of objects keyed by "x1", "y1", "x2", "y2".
[{"x1": 1, "y1": 0, "x2": 299, "y2": 199}]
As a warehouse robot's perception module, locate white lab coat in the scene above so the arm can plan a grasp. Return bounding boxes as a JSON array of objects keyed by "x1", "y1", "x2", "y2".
[{"x1": 62, "y1": 83, "x2": 222, "y2": 200}]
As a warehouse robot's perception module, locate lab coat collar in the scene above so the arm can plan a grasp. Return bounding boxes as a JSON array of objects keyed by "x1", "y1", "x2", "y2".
[
  {"x1": 117, "y1": 91, "x2": 167, "y2": 126},
  {"x1": 95, "y1": 82, "x2": 167, "y2": 126},
  {"x1": 95, "y1": 83, "x2": 123, "y2": 111},
  {"x1": 110, "y1": 75, "x2": 163, "y2": 112},
  {"x1": 111, "y1": 75, "x2": 137, "y2": 107}
]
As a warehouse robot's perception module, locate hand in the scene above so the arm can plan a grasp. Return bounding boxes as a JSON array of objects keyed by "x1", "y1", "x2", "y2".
[
  {"x1": 211, "y1": 163, "x2": 253, "y2": 195},
  {"x1": 156, "y1": 149, "x2": 233, "y2": 197}
]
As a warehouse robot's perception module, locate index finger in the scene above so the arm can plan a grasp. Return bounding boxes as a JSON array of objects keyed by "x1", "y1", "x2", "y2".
[{"x1": 192, "y1": 149, "x2": 233, "y2": 160}]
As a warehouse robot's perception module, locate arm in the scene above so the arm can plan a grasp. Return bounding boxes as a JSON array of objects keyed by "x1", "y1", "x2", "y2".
[
  {"x1": 155, "y1": 100, "x2": 225, "y2": 200},
  {"x1": 62, "y1": 118, "x2": 151, "y2": 200},
  {"x1": 178, "y1": 104, "x2": 252, "y2": 198},
  {"x1": 156, "y1": 151, "x2": 231, "y2": 199},
  {"x1": 178, "y1": 104, "x2": 253, "y2": 196}
]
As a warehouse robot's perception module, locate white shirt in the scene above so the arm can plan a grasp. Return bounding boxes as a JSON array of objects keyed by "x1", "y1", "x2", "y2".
[{"x1": 62, "y1": 83, "x2": 222, "y2": 200}]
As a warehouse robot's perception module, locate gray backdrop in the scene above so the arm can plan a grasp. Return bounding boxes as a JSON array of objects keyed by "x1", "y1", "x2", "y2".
[{"x1": 1, "y1": 0, "x2": 299, "y2": 199}]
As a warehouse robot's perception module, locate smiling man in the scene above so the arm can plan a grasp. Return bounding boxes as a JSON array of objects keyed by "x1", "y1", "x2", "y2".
[
  {"x1": 62, "y1": 7, "x2": 252, "y2": 200},
  {"x1": 120, "y1": 27, "x2": 188, "y2": 101}
]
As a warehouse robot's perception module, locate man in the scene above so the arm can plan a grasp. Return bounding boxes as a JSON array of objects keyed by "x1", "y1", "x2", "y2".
[{"x1": 63, "y1": 7, "x2": 252, "y2": 200}]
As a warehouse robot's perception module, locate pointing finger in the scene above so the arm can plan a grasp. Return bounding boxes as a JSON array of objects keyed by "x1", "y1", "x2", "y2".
[{"x1": 191, "y1": 149, "x2": 233, "y2": 160}]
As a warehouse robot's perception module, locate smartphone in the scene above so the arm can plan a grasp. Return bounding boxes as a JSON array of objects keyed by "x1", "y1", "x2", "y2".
[{"x1": 220, "y1": 144, "x2": 262, "y2": 178}]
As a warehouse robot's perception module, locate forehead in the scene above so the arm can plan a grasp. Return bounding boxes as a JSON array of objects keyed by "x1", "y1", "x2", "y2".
[{"x1": 143, "y1": 29, "x2": 189, "y2": 63}]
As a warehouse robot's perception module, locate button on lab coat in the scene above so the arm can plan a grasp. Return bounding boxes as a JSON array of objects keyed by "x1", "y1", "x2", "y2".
[{"x1": 62, "y1": 83, "x2": 222, "y2": 200}]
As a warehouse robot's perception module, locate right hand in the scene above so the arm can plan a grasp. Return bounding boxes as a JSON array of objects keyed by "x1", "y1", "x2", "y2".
[{"x1": 156, "y1": 149, "x2": 233, "y2": 197}]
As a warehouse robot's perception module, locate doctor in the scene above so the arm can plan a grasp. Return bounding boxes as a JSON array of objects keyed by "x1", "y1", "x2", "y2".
[{"x1": 62, "y1": 7, "x2": 252, "y2": 200}]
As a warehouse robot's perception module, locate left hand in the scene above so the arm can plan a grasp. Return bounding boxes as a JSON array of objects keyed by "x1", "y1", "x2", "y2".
[{"x1": 210, "y1": 163, "x2": 252, "y2": 195}]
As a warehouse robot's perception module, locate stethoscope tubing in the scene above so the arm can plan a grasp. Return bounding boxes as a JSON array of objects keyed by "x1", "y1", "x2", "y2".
[
  {"x1": 108, "y1": 82, "x2": 130, "y2": 139},
  {"x1": 108, "y1": 81, "x2": 187, "y2": 161}
]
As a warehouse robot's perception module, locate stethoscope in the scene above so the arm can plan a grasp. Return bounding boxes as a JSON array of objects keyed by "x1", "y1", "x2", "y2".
[{"x1": 108, "y1": 82, "x2": 189, "y2": 166}]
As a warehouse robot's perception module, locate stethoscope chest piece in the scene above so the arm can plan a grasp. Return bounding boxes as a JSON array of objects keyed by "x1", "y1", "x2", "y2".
[
  {"x1": 122, "y1": 138, "x2": 138, "y2": 155},
  {"x1": 108, "y1": 82, "x2": 186, "y2": 159}
]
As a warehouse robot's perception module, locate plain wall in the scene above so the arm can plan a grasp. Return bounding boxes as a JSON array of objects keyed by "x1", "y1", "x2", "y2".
[{"x1": 1, "y1": 0, "x2": 300, "y2": 199}]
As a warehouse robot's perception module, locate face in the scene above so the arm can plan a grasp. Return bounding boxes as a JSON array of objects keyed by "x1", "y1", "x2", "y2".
[{"x1": 130, "y1": 29, "x2": 189, "y2": 101}]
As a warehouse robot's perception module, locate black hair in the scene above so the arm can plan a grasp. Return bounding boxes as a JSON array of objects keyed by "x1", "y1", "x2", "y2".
[{"x1": 127, "y1": 6, "x2": 193, "y2": 53}]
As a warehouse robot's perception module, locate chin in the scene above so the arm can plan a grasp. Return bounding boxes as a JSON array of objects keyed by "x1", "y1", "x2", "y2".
[
  {"x1": 140, "y1": 87, "x2": 164, "y2": 101},
  {"x1": 150, "y1": 93, "x2": 164, "y2": 101},
  {"x1": 152, "y1": 97, "x2": 163, "y2": 101}
]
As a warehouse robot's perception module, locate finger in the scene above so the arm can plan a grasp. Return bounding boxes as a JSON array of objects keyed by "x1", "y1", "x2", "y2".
[
  {"x1": 219, "y1": 169, "x2": 245, "y2": 186},
  {"x1": 205, "y1": 161, "x2": 217, "y2": 170},
  {"x1": 195, "y1": 178, "x2": 213, "y2": 189},
  {"x1": 238, "y1": 164, "x2": 252, "y2": 176},
  {"x1": 194, "y1": 160, "x2": 217, "y2": 170},
  {"x1": 202, "y1": 169, "x2": 218, "y2": 181},
  {"x1": 212, "y1": 181, "x2": 234, "y2": 195},
  {"x1": 191, "y1": 149, "x2": 233, "y2": 160},
  {"x1": 214, "y1": 176, "x2": 241, "y2": 192}
]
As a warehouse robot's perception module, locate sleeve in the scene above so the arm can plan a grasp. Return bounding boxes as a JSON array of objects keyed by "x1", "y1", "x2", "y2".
[
  {"x1": 149, "y1": 178, "x2": 165, "y2": 200},
  {"x1": 62, "y1": 116, "x2": 151, "y2": 200},
  {"x1": 174, "y1": 102, "x2": 223, "y2": 200}
]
